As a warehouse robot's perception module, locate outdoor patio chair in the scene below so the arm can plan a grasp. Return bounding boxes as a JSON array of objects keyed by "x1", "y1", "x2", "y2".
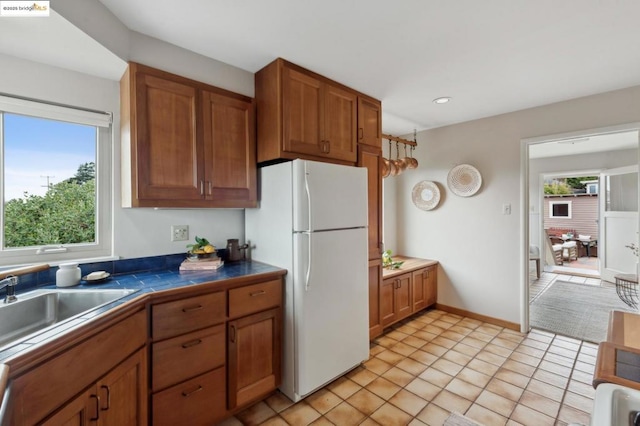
[{"x1": 562, "y1": 241, "x2": 578, "y2": 262}]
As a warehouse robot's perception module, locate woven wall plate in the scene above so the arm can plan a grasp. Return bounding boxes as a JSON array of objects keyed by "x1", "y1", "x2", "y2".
[
  {"x1": 447, "y1": 164, "x2": 482, "y2": 197},
  {"x1": 412, "y1": 181, "x2": 441, "y2": 211}
]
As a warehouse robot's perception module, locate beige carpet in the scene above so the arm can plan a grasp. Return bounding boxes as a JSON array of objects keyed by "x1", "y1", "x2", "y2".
[{"x1": 530, "y1": 280, "x2": 634, "y2": 343}]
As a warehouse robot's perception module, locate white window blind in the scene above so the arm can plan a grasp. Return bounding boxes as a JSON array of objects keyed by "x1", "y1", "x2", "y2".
[{"x1": 0, "y1": 94, "x2": 112, "y2": 127}]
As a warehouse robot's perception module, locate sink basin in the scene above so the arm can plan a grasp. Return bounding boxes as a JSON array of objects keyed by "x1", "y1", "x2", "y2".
[
  {"x1": 591, "y1": 383, "x2": 640, "y2": 426},
  {"x1": 0, "y1": 289, "x2": 136, "y2": 348}
]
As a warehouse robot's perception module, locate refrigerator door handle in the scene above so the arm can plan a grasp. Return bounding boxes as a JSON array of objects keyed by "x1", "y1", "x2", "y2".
[
  {"x1": 305, "y1": 232, "x2": 312, "y2": 291},
  {"x1": 304, "y1": 162, "x2": 313, "y2": 232}
]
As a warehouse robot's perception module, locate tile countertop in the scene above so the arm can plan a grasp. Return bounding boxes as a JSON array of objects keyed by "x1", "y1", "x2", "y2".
[{"x1": 0, "y1": 260, "x2": 286, "y2": 362}]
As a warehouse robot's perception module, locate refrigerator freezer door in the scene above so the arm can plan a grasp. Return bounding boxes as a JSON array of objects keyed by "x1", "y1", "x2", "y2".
[
  {"x1": 293, "y1": 227, "x2": 369, "y2": 398},
  {"x1": 293, "y1": 160, "x2": 368, "y2": 232}
]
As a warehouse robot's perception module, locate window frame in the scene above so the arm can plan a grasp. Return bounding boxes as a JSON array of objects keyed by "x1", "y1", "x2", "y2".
[
  {"x1": 0, "y1": 94, "x2": 113, "y2": 266},
  {"x1": 549, "y1": 200, "x2": 572, "y2": 219}
]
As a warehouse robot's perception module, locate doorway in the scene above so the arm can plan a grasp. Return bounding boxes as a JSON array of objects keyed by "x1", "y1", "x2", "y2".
[{"x1": 521, "y1": 124, "x2": 640, "y2": 335}]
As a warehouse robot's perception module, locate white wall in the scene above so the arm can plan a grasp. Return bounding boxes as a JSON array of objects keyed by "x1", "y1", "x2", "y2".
[
  {"x1": 386, "y1": 85, "x2": 640, "y2": 325},
  {"x1": 0, "y1": 53, "x2": 247, "y2": 260}
]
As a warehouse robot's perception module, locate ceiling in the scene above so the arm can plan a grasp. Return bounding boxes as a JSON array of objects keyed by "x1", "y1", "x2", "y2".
[
  {"x1": 94, "y1": 0, "x2": 640, "y2": 136},
  {"x1": 0, "y1": 10, "x2": 126, "y2": 81},
  {"x1": 2, "y1": 1, "x2": 640, "y2": 142}
]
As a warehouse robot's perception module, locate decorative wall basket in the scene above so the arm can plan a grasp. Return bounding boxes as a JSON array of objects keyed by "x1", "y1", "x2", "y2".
[
  {"x1": 447, "y1": 164, "x2": 482, "y2": 197},
  {"x1": 412, "y1": 180, "x2": 441, "y2": 211}
]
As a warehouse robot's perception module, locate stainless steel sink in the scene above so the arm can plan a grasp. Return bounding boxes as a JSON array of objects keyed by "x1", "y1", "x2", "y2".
[{"x1": 0, "y1": 289, "x2": 136, "y2": 348}]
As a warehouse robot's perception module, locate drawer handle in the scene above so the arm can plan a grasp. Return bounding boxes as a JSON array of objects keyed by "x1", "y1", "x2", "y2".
[
  {"x1": 250, "y1": 290, "x2": 266, "y2": 297},
  {"x1": 182, "y1": 385, "x2": 203, "y2": 397},
  {"x1": 89, "y1": 394, "x2": 100, "y2": 421},
  {"x1": 182, "y1": 304, "x2": 203, "y2": 313},
  {"x1": 100, "y1": 385, "x2": 110, "y2": 411},
  {"x1": 181, "y1": 339, "x2": 202, "y2": 349}
]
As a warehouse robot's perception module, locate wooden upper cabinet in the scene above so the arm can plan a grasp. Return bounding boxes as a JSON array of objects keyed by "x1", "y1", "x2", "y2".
[
  {"x1": 282, "y1": 67, "x2": 322, "y2": 157},
  {"x1": 121, "y1": 62, "x2": 257, "y2": 208},
  {"x1": 322, "y1": 84, "x2": 357, "y2": 162},
  {"x1": 357, "y1": 96, "x2": 382, "y2": 148},
  {"x1": 201, "y1": 91, "x2": 257, "y2": 207},
  {"x1": 133, "y1": 72, "x2": 201, "y2": 202},
  {"x1": 256, "y1": 58, "x2": 363, "y2": 165}
]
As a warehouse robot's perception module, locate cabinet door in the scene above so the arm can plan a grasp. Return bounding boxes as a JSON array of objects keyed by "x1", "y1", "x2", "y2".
[
  {"x1": 41, "y1": 388, "x2": 94, "y2": 426},
  {"x1": 412, "y1": 268, "x2": 428, "y2": 312},
  {"x1": 396, "y1": 273, "x2": 412, "y2": 321},
  {"x1": 134, "y1": 72, "x2": 202, "y2": 201},
  {"x1": 425, "y1": 265, "x2": 437, "y2": 307},
  {"x1": 368, "y1": 259, "x2": 383, "y2": 339},
  {"x1": 380, "y1": 277, "x2": 397, "y2": 328},
  {"x1": 358, "y1": 97, "x2": 382, "y2": 148},
  {"x1": 358, "y1": 145, "x2": 383, "y2": 259},
  {"x1": 201, "y1": 91, "x2": 257, "y2": 207},
  {"x1": 97, "y1": 348, "x2": 147, "y2": 426},
  {"x1": 228, "y1": 307, "x2": 281, "y2": 409},
  {"x1": 323, "y1": 84, "x2": 358, "y2": 162},
  {"x1": 282, "y1": 67, "x2": 323, "y2": 157}
]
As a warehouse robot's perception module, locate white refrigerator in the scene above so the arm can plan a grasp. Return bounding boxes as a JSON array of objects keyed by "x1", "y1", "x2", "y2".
[{"x1": 245, "y1": 159, "x2": 369, "y2": 402}]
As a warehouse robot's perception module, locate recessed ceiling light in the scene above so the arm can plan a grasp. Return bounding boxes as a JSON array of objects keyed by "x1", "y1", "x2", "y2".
[{"x1": 433, "y1": 97, "x2": 451, "y2": 104}]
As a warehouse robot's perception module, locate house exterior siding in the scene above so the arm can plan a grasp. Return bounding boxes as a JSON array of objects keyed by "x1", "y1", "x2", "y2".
[{"x1": 543, "y1": 194, "x2": 599, "y2": 237}]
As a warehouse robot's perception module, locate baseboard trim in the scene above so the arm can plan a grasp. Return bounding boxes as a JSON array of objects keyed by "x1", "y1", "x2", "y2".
[{"x1": 435, "y1": 303, "x2": 520, "y2": 331}]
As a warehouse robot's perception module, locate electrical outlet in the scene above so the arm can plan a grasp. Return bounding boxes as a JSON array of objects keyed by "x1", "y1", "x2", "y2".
[{"x1": 171, "y1": 225, "x2": 189, "y2": 242}]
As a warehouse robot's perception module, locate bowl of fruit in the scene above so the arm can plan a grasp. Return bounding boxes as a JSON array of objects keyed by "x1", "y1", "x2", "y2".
[{"x1": 186, "y1": 236, "x2": 216, "y2": 260}]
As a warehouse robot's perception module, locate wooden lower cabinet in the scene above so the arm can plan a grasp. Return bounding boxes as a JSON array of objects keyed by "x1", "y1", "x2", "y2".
[
  {"x1": 375, "y1": 257, "x2": 439, "y2": 336},
  {"x1": 150, "y1": 277, "x2": 283, "y2": 424},
  {"x1": 228, "y1": 307, "x2": 281, "y2": 409},
  {"x1": 381, "y1": 273, "x2": 412, "y2": 327},
  {"x1": 412, "y1": 265, "x2": 437, "y2": 312},
  {"x1": 43, "y1": 348, "x2": 147, "y2": 426}
]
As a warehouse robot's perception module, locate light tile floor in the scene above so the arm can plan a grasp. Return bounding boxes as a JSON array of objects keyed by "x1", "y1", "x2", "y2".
[{"x1": 221, "y1": 307, "x2": 597, "y2": 426}]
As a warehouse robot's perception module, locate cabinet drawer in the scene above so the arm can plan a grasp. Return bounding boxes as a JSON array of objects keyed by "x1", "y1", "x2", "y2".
[
  {"x1": 152, "y1": 291, "x2": 225, "y2": 340},
  {"x1": 229, "y1": 279, "x2": 281, "y2": 318},
  {"x1": 152, "y1": 367, "x2": 226, "y2": 426},
  {"x1": 152, "y1": 324, "x2": 225, "y2": 392}
]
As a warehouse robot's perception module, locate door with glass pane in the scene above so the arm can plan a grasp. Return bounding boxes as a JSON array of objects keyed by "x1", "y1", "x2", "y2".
[{"x1": 599, "y1": 165, "x2": 639, "y2": 282}]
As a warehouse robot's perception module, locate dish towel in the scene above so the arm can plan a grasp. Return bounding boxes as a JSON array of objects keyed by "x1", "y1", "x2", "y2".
[{"x1": 443, "y1": 412, "x2": 483, "y2": 426}]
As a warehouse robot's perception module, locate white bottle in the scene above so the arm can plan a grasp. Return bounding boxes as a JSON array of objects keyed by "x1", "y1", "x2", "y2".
[{"x1": 56, "y1": 263, "x2": 81, "y2": 287}]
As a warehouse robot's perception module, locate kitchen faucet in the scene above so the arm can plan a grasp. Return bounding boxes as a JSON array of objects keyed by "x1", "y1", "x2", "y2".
[{"x1": 0, "y1": 275, "x2": 18, "y2": 303}]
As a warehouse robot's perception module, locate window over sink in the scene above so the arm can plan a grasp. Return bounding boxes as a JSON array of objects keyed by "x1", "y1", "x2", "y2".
[{"x1": 0, "y1": 95, "x2": 112, "y2": 266}]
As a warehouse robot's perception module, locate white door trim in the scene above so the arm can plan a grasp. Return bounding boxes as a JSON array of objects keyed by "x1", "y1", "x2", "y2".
[{"x1": 520, "y1": 122, "x2": 640, "y2": 334}]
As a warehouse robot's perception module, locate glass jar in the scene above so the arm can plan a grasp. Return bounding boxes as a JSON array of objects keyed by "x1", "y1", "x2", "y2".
[{"x1": 56, "y1": 262, "x2": 81, "y2": 287}]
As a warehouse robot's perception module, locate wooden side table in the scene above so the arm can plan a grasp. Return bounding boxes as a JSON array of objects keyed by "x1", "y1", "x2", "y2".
[{"x1": 614, "y1": 274, "x2": 639, "y2": 309}]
